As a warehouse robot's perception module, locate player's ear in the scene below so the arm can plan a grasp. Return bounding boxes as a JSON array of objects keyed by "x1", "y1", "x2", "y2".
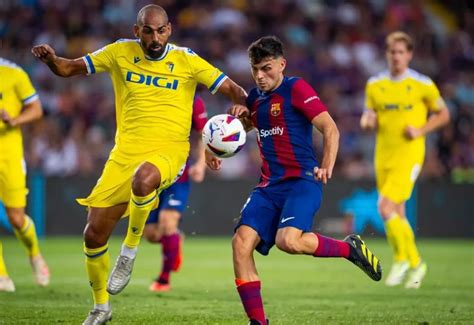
[
  {"x1": 133, "y1": 25, "x2": 140, "y2": 38},
  {"x1": 280, "y1": 58, "x2": 287, "y2": 72},
  {"x1": 167, "y1": 22, "x2": 172, "y2": 37}
]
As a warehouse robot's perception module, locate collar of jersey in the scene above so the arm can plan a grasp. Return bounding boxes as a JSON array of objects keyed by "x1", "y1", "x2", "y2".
[
  {"x1": 388, "y1": 69, "x2": 411, "y2": 81},
  {"x1": 144, "y1": 43, "x2": 171, "y2": 61}
]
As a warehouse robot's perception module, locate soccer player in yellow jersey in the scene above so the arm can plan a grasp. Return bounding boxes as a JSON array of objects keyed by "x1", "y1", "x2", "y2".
[
  {"x1": 32, "y1": 4, "x2": 247, "y2": 324},
  {"x1": 360, "y1": 31, "x2": 450, "y2": 289},
  {"x1": 0, "y1": 58, "x2": 50, "y2": 292}
]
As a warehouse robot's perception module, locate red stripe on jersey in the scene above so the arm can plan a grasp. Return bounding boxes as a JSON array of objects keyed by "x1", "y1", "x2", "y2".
[
  {"x1": 269, "y1": 93, "x2": 302, "y2": 179},
  {"x1": 291, "y1": 79, "x2": 327, "y2": 121}
]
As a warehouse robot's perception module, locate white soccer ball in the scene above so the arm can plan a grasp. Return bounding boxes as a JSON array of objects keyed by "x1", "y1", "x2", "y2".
[{"x1": 202, "y1": 114, "x2": 246, "y2": 158}]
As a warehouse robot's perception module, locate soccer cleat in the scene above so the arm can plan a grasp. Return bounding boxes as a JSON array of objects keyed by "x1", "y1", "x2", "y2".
[
  {"x1": 248, "y1": 319, "x2": 269, "y2": 325},
  {"x1": 107, "y1": 255, "x2": 135, "y2": 295},
  {"x1": 344, "y1": 234, "x2": 382, "y2": 281},
  {"x1": 385, "y1": 261, "x2": 409, "y2": 287},
  {"x1": 82, "y1": 309, "x2": 112, "y2": 325},
  {"x1": 30, "y1": 255, "x2": 50, "y2": 286},
  {"x1": 0, "y1": 276, "x2": 15, "y2": 292},
  {"x1": 405, "y1": 262, "x2": 427, "y2": 289},
  {"x1": 149, "y1": 280, "x2": 171, "y2": 292}
]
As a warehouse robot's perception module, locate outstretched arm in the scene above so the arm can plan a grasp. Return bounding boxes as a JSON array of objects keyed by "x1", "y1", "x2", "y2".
[
  {"x1": 312, "y1": 111, "x2": 340, "y2": 184},
  {"x1": 31, "y1": 44, "x2": 87, "y2": 77}
]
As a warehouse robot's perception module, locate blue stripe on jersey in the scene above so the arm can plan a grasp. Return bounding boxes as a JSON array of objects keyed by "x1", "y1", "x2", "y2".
[
  {"x1": 84, "y1": 55, "x2": 95, "y2": 74},
  {"x1": 209, "y1": 72, "x2": 226, "y2": 93},
  {"x1": 23, "y1": 93, "x2": 38, "y2": 104}
]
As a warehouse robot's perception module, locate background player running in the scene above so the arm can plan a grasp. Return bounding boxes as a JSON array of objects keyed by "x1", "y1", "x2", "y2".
[
  {"x1": 144, "y1": 95, "x2": 208, "y2": 292},
  {"x1": 32, "y1": 5, "x2": 247, "y2": 324},
  {"x1": 206, "y1": 36, "x2": 382, "y2": 325},
  {"x1": 0, "y1": 58, "x2": 49, "y2": 292},
  {"x1": 360, "y1": 31, "x2": 450, "y2": 288}
]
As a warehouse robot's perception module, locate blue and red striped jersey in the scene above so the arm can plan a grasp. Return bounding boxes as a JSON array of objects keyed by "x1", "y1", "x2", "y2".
[
  {"x1": 247, "y1": 76, "x2": 327, "y2": 186},
  {"x1": 177, "y1": 95, "x2": 208, "y2": 183}
]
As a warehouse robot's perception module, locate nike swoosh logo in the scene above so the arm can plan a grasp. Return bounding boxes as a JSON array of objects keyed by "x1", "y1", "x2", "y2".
[{"x1": 281, "y1": 216, "x2": 295, "y2": 223}]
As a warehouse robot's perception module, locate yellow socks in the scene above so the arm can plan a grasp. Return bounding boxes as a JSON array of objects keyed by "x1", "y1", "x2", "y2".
[
  {"x1": 84, "y1": 243, "x2": 110, "y2": 305},
  {"x1": 124, "y1": 191, "x2": 157, "y2": 249},
  {"x1": 14, "y1": 215, "x2": 40, "y2": 258},
  {"x1": 384, "y1": 213, "x2": 407, "y2": 262},
  {"x1": 400, "y1": 218, "x2": 421, "y2": 268},
  {"x1": 0, "y1": 242, "x2": 9, "y2": 277}
]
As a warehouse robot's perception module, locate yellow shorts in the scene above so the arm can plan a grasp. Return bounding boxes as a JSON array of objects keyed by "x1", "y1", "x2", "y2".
[
  {"x1": 376, "y1": 162, "x2": 422, "y2": 204},
  {"x1": 77, "y1": 145, "x2": 188, "y2": 211},
  {"x1": 0, "y1": 158, "x2": 28, "y2": 208}
]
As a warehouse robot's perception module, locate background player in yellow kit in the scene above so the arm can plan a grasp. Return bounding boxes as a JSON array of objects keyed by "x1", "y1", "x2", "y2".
[
  {"x1": 360, "y1": 31, "x2": 450, "y2": 289},
  {"x1": 32, "y1": 4, "x2": 247, "y2": 324},
  {"x1": 0, "y1": 58, "x2": 50, "y2": 292}
]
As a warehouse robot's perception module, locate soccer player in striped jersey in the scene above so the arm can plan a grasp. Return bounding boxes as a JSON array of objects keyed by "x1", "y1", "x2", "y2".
[
  {"x1": 360, "y1": 31, "x2": 450, "y2": 289},
  {"x1": 32, "y1": 5, "x2": 247, "y2": 324},
  {"x1": 144, "y1": 95, "x2": 208, "y2": 292},
  {"x1": 0, "y1": 58, "x2": 49, "y2": 292},
  {"x1": 206, "y1": 36, "x2": 382, "y2": 325}
]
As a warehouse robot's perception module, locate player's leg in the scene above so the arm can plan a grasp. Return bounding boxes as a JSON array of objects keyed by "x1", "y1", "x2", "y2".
[
  {"x1": 82, "y1": 204, "x2": 126, "y2": 325},
  {"x1": 3, "y1": 158, "x2": 49, "y2": 286},
  {"x1": 149, "y1": 208, "x2": 181, "y2": 292},
  {"x1": 108, "y1": 162, "x2": 160, "y2": 295},
  {"x1": 274, "y1": 179, "x2": 381, "y2": 281},
  {"x1": 0, "y1": 241, "x2": 15, "y2": 292},
  {"x1": 6, "y1": 207, "x2": 50, "y2": 286},
  {"x1": 233, "y1": 225, "x2": 267, "y2": 325},
  {"x1": 396, "y1": 201, "x2": 427, "y2": 289}
]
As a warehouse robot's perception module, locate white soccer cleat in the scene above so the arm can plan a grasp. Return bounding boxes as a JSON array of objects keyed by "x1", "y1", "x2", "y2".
[
  {"x1": 405, "y1": 262, "x2": 427, "y2": 289},
  {"x1": 385, "y1": 261, "x2": 409, "y2": 286},
  {"x1": 107, "y1": 255, "x2": 135, "y2": 295},
  {"x1": 30, "y1": 255, "x2": 50, "y2": 287},
  {"x1": 82, "y1": 309, "x2": 112, "y2": 325},
  {"x1": 0, "y1": 276, "x2": 15, "y2": 292}
]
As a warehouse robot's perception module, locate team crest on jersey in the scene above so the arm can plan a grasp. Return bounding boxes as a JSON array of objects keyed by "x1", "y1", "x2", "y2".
[
  {"x1": 166, "y1": 61, "x2": 174, "y2": 72},
  {"x1": 270, "y1": 103, "x2": 281, "y2": 116}
]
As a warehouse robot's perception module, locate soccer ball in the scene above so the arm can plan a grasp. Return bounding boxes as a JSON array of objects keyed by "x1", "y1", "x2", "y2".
[{"x1": 202, "y1": 114, "x2": 246, "y2": 158}]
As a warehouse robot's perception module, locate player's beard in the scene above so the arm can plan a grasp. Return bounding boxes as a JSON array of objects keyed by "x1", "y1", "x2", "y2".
[{"x1": 145, "y1": 41, "x2": 167, "y2": 59}]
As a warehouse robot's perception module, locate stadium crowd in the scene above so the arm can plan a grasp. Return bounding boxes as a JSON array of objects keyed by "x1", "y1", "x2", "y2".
[{"x1": 1, "y1": 0, "x2": 473, "y2": 182}]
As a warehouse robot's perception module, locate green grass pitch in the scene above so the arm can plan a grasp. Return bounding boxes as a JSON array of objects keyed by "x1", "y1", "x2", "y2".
[{"x1": 0, "y1": 237, "x2": 473, "y2": 324}]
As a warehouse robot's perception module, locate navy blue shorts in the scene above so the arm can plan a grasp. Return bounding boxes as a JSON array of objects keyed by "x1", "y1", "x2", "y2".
[
  {"x1": 146, "y1": 182, "x2": 190, "y2": 225},
  {"x1": 236, "y1": 178, "x2": 322, "y2": 255}
]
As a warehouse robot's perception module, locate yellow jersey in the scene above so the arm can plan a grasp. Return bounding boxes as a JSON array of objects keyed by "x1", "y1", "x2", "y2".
[
  {"x1": 83, "y1": 39, "x2": 227, "y2": 162},
  {"x1": 364, "y1": 69, "x2": 443, "y2": 168},
  {"x1": 0, "y1": 58, "x2": 39, "y2": 160}
]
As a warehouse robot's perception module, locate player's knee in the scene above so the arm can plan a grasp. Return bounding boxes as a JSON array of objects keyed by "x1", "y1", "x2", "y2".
[
  {"x1": 275, "y1": 237, "x2": 300, "y2": 254},
  {"x1": 378, "y1": 201, "x2": 393, "y2": 220},
  {"x1": 232, "y1": 234, "x2": 253, "y2": 258},
  {"x1": 132, "y1": 163, "x2": 161, "y2": 196},
  {"x1": 83, "y1": 223, "x2": 107, "y2": 248}
]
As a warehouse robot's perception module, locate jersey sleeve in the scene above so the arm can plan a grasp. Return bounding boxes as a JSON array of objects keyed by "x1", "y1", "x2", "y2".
[
  {"x1": 15, "y1": 68, "x2": 38, "y2": 104},
  {"x1": 291, "y1": 79, "x2": 327, "y2": 121},
  {"x1": 186, "y1": 49, "x2": 227, "y2": 94},
  {"x1": 423, "y1": 80, "x2": 443, "y2": 112},
  {"x1": 82, "y1": 42, "x2": 118, "y2": 75},
  {"x1": 364, "y1": 81, "x2": 375, "y2": 111},
  {"x1": 192, "y1": 95, "x2": 208, "y2": 132}
]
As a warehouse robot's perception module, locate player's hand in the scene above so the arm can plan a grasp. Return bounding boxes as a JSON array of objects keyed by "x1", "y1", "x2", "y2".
[
  {"x1": 31, "y1": 44, "x2": 56, "y2": 63},
  {"x1": 0, "y1": 109, "x2": 16, "y2": 127},
  {"x1": 189, "y1": 162, "x2": 206, "y2": 183},
  {"x1": 314, "y1": 166, "x2": 332, "y2": 184},
  {"x1": 228, "y1": 105, "x2": 249, "y2": 118},
  {"x1": 404, "y1": 125, "x2": 423, "y2": 140},
  {"x1": 205, "y1": 150, "x2": 222, "y2": 170}
]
